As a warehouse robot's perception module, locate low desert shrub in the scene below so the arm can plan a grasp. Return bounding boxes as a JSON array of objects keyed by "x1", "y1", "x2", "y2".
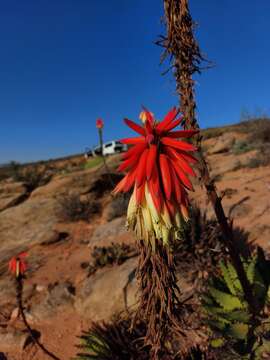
[
  {"x1": 202, "y1": 127, "x2": 227, "y2": 140},
  {"x1": 89, "y1": 173, "x2": 123, "y2": 198},
  {"x1": 106, "y1": 194, "x2": 129, "y2": 221},
  {"x1": 239, "y1": 118, "x2": 270, "y2": 140},
  {"x1": 88, "y1": 243, "x2": 136, "y2": 275},
  {"x1": 84, "y1": 157, "x2": 103, "y2": 170},
  {"x1": 245, "y1": 148, "x2": 270, "y2": 168},
  {"x1": 236, "y1": 119, "x2": 270, "y2": 163},
  {"x1": 9, "y1": 162, "x2": 51, "y2": 191},
  {"x1": 58, "y1": 193, "x2": 100, "y2": 222},
  {"x1": 246, "y1": 157, "x2": 264, "y2": 168},
  {"x1": 232, "y1": 140, "x2": 253, "y2": 155}
]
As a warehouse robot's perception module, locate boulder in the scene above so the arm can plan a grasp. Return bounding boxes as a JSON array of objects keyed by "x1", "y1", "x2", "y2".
[
  {"x1": 75, "y1": 257, "x2": 138, "y2": 321},
  {"x1": 0, "y1": 196, "x2": 60, "y2": 265},
  {"x1": 90, "y1": 217, "x2": 131, "y2": 247}
]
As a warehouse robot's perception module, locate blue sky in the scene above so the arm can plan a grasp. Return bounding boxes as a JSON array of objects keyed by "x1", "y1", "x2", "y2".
[{"x1": 0, "y1": 0, "x2": 270, "y2": 163}]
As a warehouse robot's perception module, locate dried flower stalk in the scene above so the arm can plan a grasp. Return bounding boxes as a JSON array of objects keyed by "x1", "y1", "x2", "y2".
[{"x1": 161, "y1": 0, "x2": 257, "y2": 314}]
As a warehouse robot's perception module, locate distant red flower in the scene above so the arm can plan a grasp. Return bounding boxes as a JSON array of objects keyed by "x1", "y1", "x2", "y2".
[
  {"x1": 96, "y1": 118, "x2": 104, "y2": 129},
  {"x1": 9, "y1": 252, "x2": 28, "y2": 278},
  {"x1": 113, "y1": 108, "x2": 198, "y2": 243}
]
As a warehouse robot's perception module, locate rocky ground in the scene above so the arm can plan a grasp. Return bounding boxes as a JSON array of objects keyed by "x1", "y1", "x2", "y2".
[{"x1": 0, "y1": 121, "x2": 269, "y2": 359}]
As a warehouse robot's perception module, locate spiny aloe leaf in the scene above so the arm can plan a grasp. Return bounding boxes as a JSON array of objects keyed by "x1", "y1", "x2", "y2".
[
  {"x1": 203, "y1": 305, "x2": 249, "y2": 325},
  {"x1": 200, "y1": 294, "x2": 215, "y2": 306},
  {"x1": 222, "y1": 309, "x2": 250, "y2": 323},
  {"x1": 257, "y1": 247, "x2": 270, "y2": 287},
  {"x1": 210, "y1": 338, "x2": 225, "y2": 348},
  {"x1": 253, "y1": 269, "x2": 267, "y2": 305},
  {"x1": 226, "y1": 262, "x2": 243, "y2": 293},
  {"x1": 79, "y1": 332, "x2": 110, "y2": 358},
  {"x1": 226, "y1": 322, "x2": 249, "y2": 340},
  {"x1": 246, "y1": 256, "x2": 256, "y2": 284},
  {"x1": 208, "y1": 287, "x2": 244, "y2": 311},
  {"x1": 207, "y1": 318, "x2": 228, "y2": 332},
  {"x1": 220, "y1": 261, "x2": 237, "y2": 296},
  {"x1": 203, "y1": 305, "x2": 231, "y2": 323}
]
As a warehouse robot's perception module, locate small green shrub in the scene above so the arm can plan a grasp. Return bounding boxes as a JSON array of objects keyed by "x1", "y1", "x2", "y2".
[
  {"x1": 239, "y1": 118, "x2": 270, "y2": 141},
  {"x1": 246, "y1": 158, "x2": 264, "y2": 168},
  {"x1": 232, "y1": 141, "x2": 253, "y2": 155},
  {"x1": 202, "y1": 127, "x2": 227, "y2": 140},
  {"x1": 245, "y1": 150, "x2": 270, "y2": 168},
  {"x1": 9, "y1": 161, "x2": 21, "y2": 180},
  {"x1": 10, "y1": 163, "x2": 52, "y2": 191},
  {"x1": 58, "y1": 194, "x2": 100, "y2": 222},
  {"x1": 88, "y1": 243, "x2": 136, "y2": 275},
  {"x1": 84, "y1": 157, "x2": 103, "y2": 170}
]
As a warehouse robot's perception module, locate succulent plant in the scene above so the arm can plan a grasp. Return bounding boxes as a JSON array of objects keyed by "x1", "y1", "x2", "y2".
[
  {"x1": 75, "y1": 316, "x2": 149, "y2": 360},
  {"x1": 202, "y1": 247, "x2": 270, "y2": 359}
]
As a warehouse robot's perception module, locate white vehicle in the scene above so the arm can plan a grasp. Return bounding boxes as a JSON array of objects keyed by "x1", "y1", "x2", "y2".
[{"x1": 85, "y1": 141, "x2": 128, "y2": 158}]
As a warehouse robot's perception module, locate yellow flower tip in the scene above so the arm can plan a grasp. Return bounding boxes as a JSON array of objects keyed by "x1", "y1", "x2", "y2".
[
  {"x1": 139, "y1": 110, "x2": 154, "y2": 124},
  {"x1": 174, "y1": 211, "x2": 181, "y2": 227},
  {"x1": 126, "y1": 184, "x2": 188, "y2": 247},
  {"x1": 181, "y1": 204, "x2": 189, "y2": 222},
  {"x1": 127, "y1": 191, "x2": 137, "y2": 220},
  {"x1": 161, "y1": 204, "x2": 172, "y2": 229}
]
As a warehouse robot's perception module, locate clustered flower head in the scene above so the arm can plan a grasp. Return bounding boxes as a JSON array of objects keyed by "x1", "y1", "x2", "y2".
[
  {"x1": 96, "y1": 118, "x2": 104, "y2": 129},
  {"x1": 113, "y1": 108, "x2": 198, "y2": 246},
  {"x1": 8, "y1": 252, "x2": 28, "y2": 278}
]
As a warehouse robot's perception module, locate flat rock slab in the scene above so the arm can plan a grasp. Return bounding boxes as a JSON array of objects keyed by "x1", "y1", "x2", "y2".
[{"x1": 0, "y1": 181, "x2": 27, "y2": 212}]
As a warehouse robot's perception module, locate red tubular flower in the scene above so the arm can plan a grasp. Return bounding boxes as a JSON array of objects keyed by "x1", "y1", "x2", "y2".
[
  {"x1": 96, "y1": 118, "x2": 104, "y2": 129},
  {"x1": 113, "y1": 108, "x2": 198, "y2": 245},
  {"x1": 8, "y1": 252, "x2": 28, "y2": 278}
]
